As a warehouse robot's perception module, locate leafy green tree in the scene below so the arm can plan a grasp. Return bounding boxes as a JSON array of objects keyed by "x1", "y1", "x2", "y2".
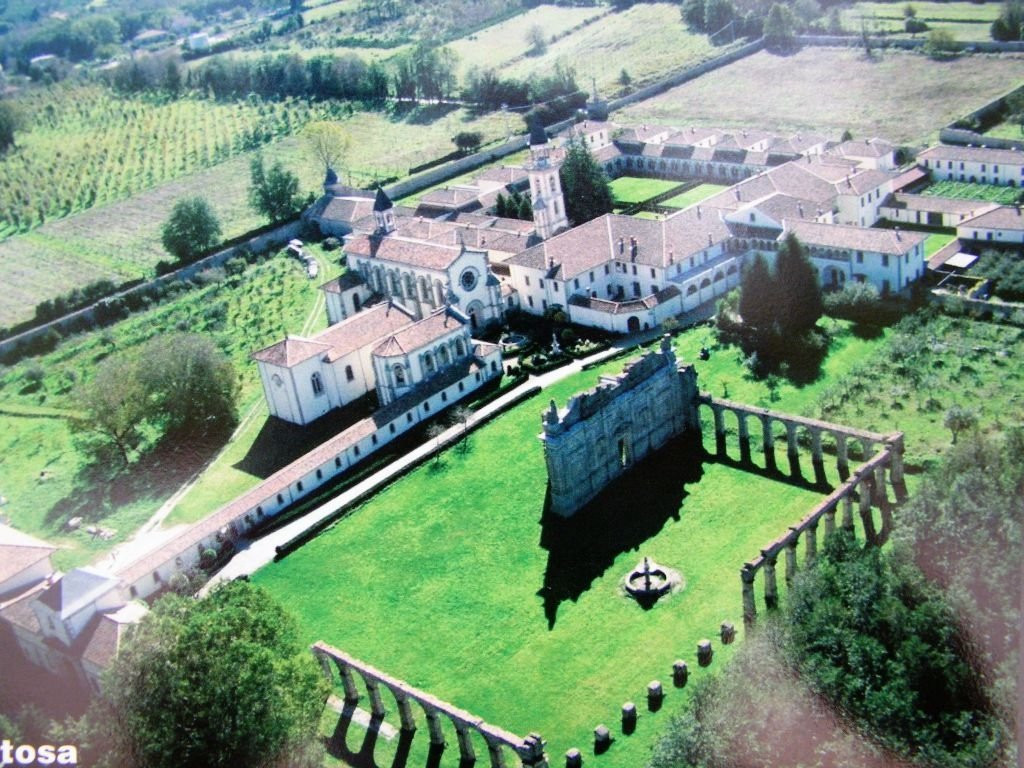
[
  {"x1": 248, "y1": 154, "x2": 302, "y2": 223},
  {"x1": 942, "y1": 404, "x2": 978, "y2": 444},
  {"x1": 161, "y1": 197, "x2": 222, "y2": 262},
  {"x1": 525, "y1": 24, "x2": 547, "y2": 55},
  {"x1": 88, "y1": 581, "x2": 328, "y2": 768},
  {"x1": 990, "y1": 0, "x2": 1023, "y2": 40},
  {"x1": 704, "y1": 0, "x2": 736, "y2": 32},
  {"x1": 305, "y1": 121, "x2": 350, "y2": 174},
  {"x1": 763, "y1": 3, "x2": 797, "y2": 50},
  {"x1": 681, "y1": 0, "x2": 707, "y2": 30},
  {"x1": 452, "y1": 130, "x2": 483, "y2": 154},
  {"x1": 559, "y1": 138, "x2": 613, "y2": 226},
  {"x1": 73, "y1": 354, "x2": 148, "y2": 465},
  {"x1": 923, "y1": 28, "x2": 961, "y2": 57},
  {"x1": 0, "y1": 99, "x2": 21, "y2": 153}
]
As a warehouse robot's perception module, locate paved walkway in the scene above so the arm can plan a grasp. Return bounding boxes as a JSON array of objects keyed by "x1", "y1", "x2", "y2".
[{"x1": 204, "y1": 332, "x2": 670, "y2": 590}]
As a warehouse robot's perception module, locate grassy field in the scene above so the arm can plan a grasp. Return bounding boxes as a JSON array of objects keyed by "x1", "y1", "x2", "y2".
[
  {"x1": 841, "y1": 0, "x2": 1001, "y2": 41},
  {"x1": 662, "y1": 183, "x2": 729, "y2": 209},
  {"x1": 922, "y1": 180, "x2": 1022, "y2": 204},
  {"x1": 617, "y1": 48, "x2": 1024, "y2": 145},
  {"x1": 0, "y1": 105, "x2": 510, "y2": 329},
  {"x1": 0, "y1": 249, "x2": 337, "y2": 569},
  {"x1": 503, "y1": 3, "x2": 728, "y2": 99},
  {"x1": 609, "y1": 176, "x2": 681, "y2": 205},
  {"x1": 925, "y1": 231, "x2": 956, "y2": 257},
  {"x1": 983, "y1": 119, "x2": 1024, "y2": 140}
]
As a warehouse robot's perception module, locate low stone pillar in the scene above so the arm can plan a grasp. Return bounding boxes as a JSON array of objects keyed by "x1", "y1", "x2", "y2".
[
  {"x1": 672, "y1": 660, "x2": 688, "y2": 688},
  {"x1": 737, "y1": 413, "x2": 751, "y2": 464},
  {"x1": 786, "y1": 422, "x2": 800, "y2": 477},
  {"x1": 521, "y1": 732, "x2": 548, "y2": 768},
  {"x1": 824, "y1": 504, "x2": 836, "y2": 538},
  {"x1": 713, "y1": 406, "x2": 726, "y2": 456},
  {"x1": 362, "y1": 676, "x2": 386, "y2": 719},
  {"x1": 862, "y1": 439, "x2": 876, "y2": 459},
  {"x1": 741, "y1": 568, "x2": 756, "y2": 628},
  {"x1": 423, "y1": 707, "x2": 446, "y2": 746},
  {"x1": 486, "y1": 737, "x2": 507, "y2": 768},
  {"x1": 455, "y1": 726, "x2": 476, "y2": 762},
  {"x1": 337, "y1": 661, "x2": 360, "y2": 704},
  {"x1": 841, "y1": 492, "x2": 855, "y2": 531},
  {"x1": 805, "y1": 521, "x2": 818, "y2": 563},
  {"x1": 593, "y1": 725, "x2": 612, "y2": 754},
  {"x1": 565, "y1": 748, "x2": 583, "y2": 768},
  {"x1": 720, "y1": 621, "x2": 736, "y2": 645},
  {"x1": 697, "y1": 639, "x2": 713, "y2": 667},
  {"x1": 810, "y1": 428, "x2": 823, "y2": 465},
  {"x1": 391, "y1": 689, "x2": 417, "y2": 733},
  {"x1": 784, "y1": 536, "x2": 798, "y2": 587},
  {"x1": 647, "y1": 681, "x2": 664, "y2": 711},
  {"x1": 761, "y1": 415, "x2": 776, "y2": 472},
  {"x1": 621, "y1": 702, "x2": 637, "y2": 733},
  {"x1": 874, "y1": 465, "x2": 888, "y2": 505},
  {"x1": 835, "y1": 433, "x2": 849, "y2": 480},
  {"x1": 763, "y1": 556, "x2": 779, "y2": 609}
]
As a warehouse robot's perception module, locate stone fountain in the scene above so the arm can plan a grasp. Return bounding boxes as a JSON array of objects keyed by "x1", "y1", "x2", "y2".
[{"x1": 623, "y1": 557, "x2": 682, "y2": 607}]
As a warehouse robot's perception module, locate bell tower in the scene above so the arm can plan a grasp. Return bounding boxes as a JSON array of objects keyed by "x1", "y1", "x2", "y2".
[
  {"x1": 525, "y1": 122, "x2": 568, "y2": 240},
  {"x1": 373, "y1": 187, "x2": 396, "y2": 235}
]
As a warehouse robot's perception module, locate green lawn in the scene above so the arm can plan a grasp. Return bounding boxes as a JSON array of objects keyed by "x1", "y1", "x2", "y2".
[
  {"x1": 661, "y1": 183, "x2": 729, "y2": 210},
  {"x1": 254, "y1": 353, "x2": 823, "y2": 767},
  {"x1": 922, "y1": 180, "x2": 1021, "y2": 205},
  {"x1": 924, "y1": 232, "x2": 956, "y2": 258},
  {"x1": 983, "y1": 120, "x2": 1024, "y2": 141},
  {"x1": 609, "y1": 176, "x2": 681, "y2": 205}
]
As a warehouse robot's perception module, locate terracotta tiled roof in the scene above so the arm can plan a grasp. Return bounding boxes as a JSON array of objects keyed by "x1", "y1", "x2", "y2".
[
  {"x1": 345, "y1": 234, "x2": 465, "y2": 272},
  {"x1": 918, "y1": 144, "x2": 1024, "y2": 166},
  {"x1": 884, "y1": 193, "x2": 997, "y2": 217},
  {"x1": 829, "y1": 138, "x2": 895, "y2": 159},
  {"x1": 320, "y1": 271, "x2": 366, "y2": 294},
  {"x1": 372, "y1": 309, "x2": 465, "y2": 357},
  {"x1": 251, "y1": 336, "x2": 331, "y2": 368},
  {"x1": 960, "y1": 204, "x2": 1024, "y2": 231},
  {"x1": 929, "y1": 238, "x2": 968, "y2": 270},
  {"x1": 782, "y1": 219, "x2": 926, "y2": 254},
  {"x1": 0, "y1": 525, "x2": 56, "y2": 590},
  {"x1": 569, "y1": 285, "x2": 681, "y2": 315},
  {"x1": 316, "y1": 302, "x2": 417, "y2": 363},
  {"x1": 0, "y1": 582, "x2": 46, "y2": 633},
  {"x1": 316, "y1": 197, "x2": 376, "y2": 226}
]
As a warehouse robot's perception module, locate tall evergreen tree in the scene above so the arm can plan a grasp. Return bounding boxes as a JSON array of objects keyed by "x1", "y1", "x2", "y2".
[
  {"x1": 559, "y1": 138, "x2": 613, "y2": 226},
  {"x1": 738, "y1": 253, "x2": 776, "y2": 329},
  {"x1": 774, "y1": 233, "x2": 823, "y2": 334}
]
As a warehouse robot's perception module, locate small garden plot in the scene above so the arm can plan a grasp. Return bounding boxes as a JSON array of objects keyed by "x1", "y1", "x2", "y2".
[
  {"x1": 661, "y1": 183, "x2": 729, "y2": 210},
  {"x1": 925, "y1": 232, "x2": 957, "y2": 258},
  {"x1": 922, "y1": 181, "x2": 1022, "y2": 205},
  {"x1": 609, "y1": 176, "x2": 680, "y2": 205}
]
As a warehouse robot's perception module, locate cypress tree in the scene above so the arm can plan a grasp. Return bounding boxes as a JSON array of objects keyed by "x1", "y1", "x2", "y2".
[
  {"x1": 738, "y1": 253, "x2": 776, "y2": 330},
  {"x1": 775, "y1": 233, "x2": 822, "y2": 334}
]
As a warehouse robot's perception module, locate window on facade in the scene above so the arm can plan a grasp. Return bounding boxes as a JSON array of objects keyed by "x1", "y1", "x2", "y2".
[
  {"x1": 458, "y1": 382, "x2": 464, "y2": 392},
  {"x1": 277, "y1": 493, "x2": 284, "y2": 504},
  {"x1": 528, "y1": 296, "x2": 534, "y2": 307},
  {"x1": 441, "y1": 392, "x2": 448, "y2": 402},
  {"x1": 345, "y1": 365, "x2": 354, "y2": 382},
  {"x1": 604, "y1": 265, "x2": 610, "y2": 275},
  {"x1": 574, "y1": 279, "x2": 579, "y2": 290},
  {"x1": 297, "y1": 481, "x2": 303, "y2": 492},
  {"x1": 456, "y1": 339, "x2": 465, "y2": 356},
  {"x1": 424, "y1": 353, "x2": 435, "y2": 374},
  {"x1": 316, "y1": 469, "x2": 322, "y2": 480},
  {"x1": 372, "y1": 434, "x2": 378, "y2": 445},
  {"x1": 856, "y1": 251, "x2": 863, "y2": 262},
  {"x1": 335, "y1": 457, "x2": 342, "y2": 468},
  {"x1": 525, "y1": 276, "x2": 531, "y2": 286},
  {"x1": 749, "y1": 213, "x2": 755, "y2": 222},
  {"x1": 650, "y1": 268, "x2": 656, "y2": 278},
  {"x1": 407, "y1": 413, "x2": 413, "y2": 423},
  {"x1": 542, "y1": 299, "x2": 548, "y2": 310},
  {"x1": 311, "y1": 372, "x2": 325, "y2": 396},
  {"x1": 553, "y1": 283, "x2": 559, "y2": 292},
  {"x1": 881, "y1": 254, "x2": 889, "y2": 267},
  {"x1": 354, "y1": 445, "x2": 360, "y2": 455},
  {"x1": 394, "y1": 365, "x2": 406, "y2": 385},
  {"x1": 539, "y1": 279, "x2": 544, "y2": 288}
]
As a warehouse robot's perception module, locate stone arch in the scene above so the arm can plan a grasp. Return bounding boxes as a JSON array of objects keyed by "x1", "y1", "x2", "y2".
[
  {"x1": 455, "y1": 338, "x2": 466, "y2": 357},
  {"x1": 466, "y1": 300, "x2": 484, "y2": 329},
  {"x1": 627, "y1": 316, "x2": 641, "y2": 333},
  {"x1": 433, "y1": 280, "x2": 445, "y2": 307},
  {"x1": 423, "y1": 352, "x2": 436, "y2": 375},
  {"x1": 393, "y1": 364, "x2": 406, "y2": 386},
  {"x1": 437, "y1": 344, "x2": 450, "y2": 366},
  {"x1": 700, "y1": 277, "x2": 712, "y2": 289},
  {"x1": 686, "y1": 283, "x2": 698, "y2": 296},
  {"x1": 418, "y1": 275, "x2": 431, "y2": 302},
  {"x1": 403, "y1": 272, "x2": 415, "y2": 301}
]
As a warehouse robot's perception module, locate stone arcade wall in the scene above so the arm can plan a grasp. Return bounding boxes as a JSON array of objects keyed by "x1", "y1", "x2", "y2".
[
  {"x1": 312, "y1": 641, "x2": 550, "y2": 768},
  {"x1": 539, "y1": 336, "x2": 700, "y2": 517}
]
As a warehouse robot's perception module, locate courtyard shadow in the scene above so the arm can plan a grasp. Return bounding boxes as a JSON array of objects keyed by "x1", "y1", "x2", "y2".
[{"x1": 537, "y1": 433, "x2": 705, "y2": 629}]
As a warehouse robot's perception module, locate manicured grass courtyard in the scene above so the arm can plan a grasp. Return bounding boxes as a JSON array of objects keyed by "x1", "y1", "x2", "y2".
[
  {"x1": 661, "y1": 183, "x2": 729, "y2": 210},
  {"x1": 925, "y1": 232, "x2": 956, "y2": 258},
  {"x1": 922, "y1": 180, "x2": 1022, "y2": 205},
  {"x1": 253, "y1": 352, "x2": 824, "y2": 768},
  {"x1": 608, "y1": 176, "x2": 682, "y2": 205}
]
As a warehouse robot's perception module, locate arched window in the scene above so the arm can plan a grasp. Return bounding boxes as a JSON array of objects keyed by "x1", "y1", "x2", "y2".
[
  {"x1": 311, "y1": 372, "x2": 324, "y2": 396},
  {"x1": 550, "y1": 176, "x2": 556, "y2": 193},
  {"x1": 423, "y1": 353, "x2": 435, "y2": 374},
  {"x1": 455, "y1": 339, "x2": 466, "y2": 356},
  {"x1": 394, "y1": 365, "x2": 406, "y2": 385},
  {"x1": 345, "y1": 365, "x2": 354, "y2": 382},
  {"x1": 438, "y1": 346, "x2": 450, "y2": 365}
]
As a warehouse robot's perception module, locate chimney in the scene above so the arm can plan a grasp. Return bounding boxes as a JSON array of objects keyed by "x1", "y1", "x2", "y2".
[
  {"x1": 733, "y1": 187, "x2": 741, "y2": 201},
  {"x1": 630, "y1": 237, "x2": 638, "y2": 260},
  {"x1": 618, "y1": 237, "x2": 624, "y2": 255},
  {"x1": 696, "y1": 206, "x2": 702, "y2": 219},
  {"x1": 894, "y1": 226, "x2": 901, "y2": 242},
  {"x1": 668, "y1": 247, "x2": 674, "y2": 264},
  {"x1": 708, "y1": 233, "x2": 713, "y2": 246},
  {"x1": 797, "y1": 202, "x2": 804, "y2": 217}
]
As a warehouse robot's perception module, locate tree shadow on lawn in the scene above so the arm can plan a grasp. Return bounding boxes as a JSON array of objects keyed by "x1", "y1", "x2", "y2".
[
  {"x1": 388, "y1": 101, "x2": 461, "y2": 125},
  {"x1": 537, "y1": 433, "x2": 705, "y2": 629},
  {"x1": 45, "y1": 428, "x2": 227, "y2": 529}
]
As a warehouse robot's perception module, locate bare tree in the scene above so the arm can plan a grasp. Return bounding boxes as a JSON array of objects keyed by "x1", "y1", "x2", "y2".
[{"x1": 525, "y1": 24, "x2": 548, "y2": 56}]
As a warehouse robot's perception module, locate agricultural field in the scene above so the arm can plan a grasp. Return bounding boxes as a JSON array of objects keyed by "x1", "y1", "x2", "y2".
[
  {"x1": 661, "y1": 183, "x2": 729, "y2": 209},
  {"x1": 609, "y1": 176, "x2": 681, "y2": 205},
  {"x1": 448, "y1": 4, "x2": 607, "y2": 80},
  {"x1": 0, "y1": 105, "x2": 511, "y2": 329},
  {"x1": 841, "y1": 0, "x2": 1001, "y2": 41},
  {"x1": 502, "y1": 3, "x2": 728, "y2": 99},
  {"x1": 618, "y1": 48, "x2": 1024, "y2": 145},
  {"x1": 0, "y1": 83, "x2": 350, "y2": 239},
  {"x1": 0, "y1": 250, "x2": 338, "y2": 569},
  {"x1": 922, "y1": 180, "x2": 1022, "y2": 204}
]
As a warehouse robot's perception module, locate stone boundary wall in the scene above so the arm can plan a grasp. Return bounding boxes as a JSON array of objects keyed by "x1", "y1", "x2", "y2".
[
  {"x1": 384, "y1": 137, "x2": 531, "y2": 202},
  {"x1": 938, "y1": 83, "x2": 1024, "y2": 150},
  {"x1": 929, "y1": 288, "x2": 1024, "y2": 322},
  {"x1": 0, "y1": 220, "x2": 302, "y2": 361},
  {"x1": 312, "y1": 641, "x2": 549, "y2": 768},
  {"x1": 798, "y1": 34, "x2": 1024, "y2": 53}
]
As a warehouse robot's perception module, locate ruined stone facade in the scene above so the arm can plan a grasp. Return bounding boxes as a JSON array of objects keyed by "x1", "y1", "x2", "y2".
[{"x1": 540, "y1": 336, "x2": 700, "y2": 517}]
